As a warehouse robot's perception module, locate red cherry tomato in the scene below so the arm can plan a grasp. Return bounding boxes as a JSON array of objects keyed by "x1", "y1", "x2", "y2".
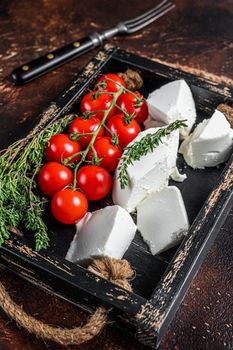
[
  {"x1": 117, "y1": 91, "x2": 148, "y2": 124},
  {"x1": 51, "y1": 188, "x2": 88, "y2": 224},
  {"x1": 68, "y1": 116, "x2": 104, "y2": 149},
  {"x1": 87, "y1": 136, "x2": 122, "y2": 172},
  {"x1": 38, "y1": 162, "x2": 74, "y2": 197},
  {"x1": 45, "y1": 134, "x2": 81, "y2": 163},
  {"x1": 76, "y1": 165, "x2": 112, "y2": 201},
  {"x1": 96, "y1": 73, "x2": 126, "y2": 92},
  {"x1": 106, "y1": 114, "x2": 141, "y2": 149},
  {"x1": 80, "y1": 91, "x2": 115, "y2": 121}
]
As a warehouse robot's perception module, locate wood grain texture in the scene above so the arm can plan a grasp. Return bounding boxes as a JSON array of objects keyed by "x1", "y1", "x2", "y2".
[{"x1": 0, "y1": 0, "x2": 232, "y2": 349}]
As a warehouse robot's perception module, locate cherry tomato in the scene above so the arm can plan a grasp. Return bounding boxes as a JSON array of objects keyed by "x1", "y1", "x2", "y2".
[
  {"x1": 96, "y1": 73, "x2": 125, "y2": 92},
  {"x1": 76, "y1": 165, "x2": 112, "y2": 201},
  {"x1": 38, "y1": 162, "x2": 74, "y2": 197},
  {"x1": 87, "y1": 136, "x2": 122, "y2": 172},
  {"x1": 68, "y1": 116, "x2": 104, "y2": 149},
  {"x1": 106, "y1": 114, "x2": 141, "y2": 148},
  {"x1": 117, "y1": 91, "x2": 148, "y2": 124},
  {"x1": 45, "y1": 134, "x2": 81, "y2": 163},
  {"x1": 80, "y1": 91, "x2": 115, "y2": 121},
  {"x1": 51, "y1": 188, "x2": 88, "y2": 224}
]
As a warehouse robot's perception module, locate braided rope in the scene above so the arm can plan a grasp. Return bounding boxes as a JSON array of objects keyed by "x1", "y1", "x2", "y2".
[{"x1": 0, "y1": 256, "x2": 133, "y2": 346}]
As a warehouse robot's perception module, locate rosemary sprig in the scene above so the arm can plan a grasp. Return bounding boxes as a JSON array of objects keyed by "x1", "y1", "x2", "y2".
[{"x1": 117, "y1": 120, "x2": 187, "y2": 189}]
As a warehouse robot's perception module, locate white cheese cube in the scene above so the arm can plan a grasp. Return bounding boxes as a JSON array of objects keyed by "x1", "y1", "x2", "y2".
[
  {"x1": 65, "y1": 205, "x2": 137, "y2": 263},
  {"x1": 179, "y1": 110, "x2": 233, "y2": 169},
  {"x1": 137, "y1": 186, "x2": 189, "y2": 255},
  {"x1": 112, "y1": 127, "x2": 179, "y2": 212},
  {"x1": 146, "y1": 80, "x2": 196, "y2": 139}
]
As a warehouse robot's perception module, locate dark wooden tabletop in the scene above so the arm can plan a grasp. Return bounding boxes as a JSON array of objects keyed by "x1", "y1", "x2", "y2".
[{"x1": 0, "y1": 1, "x2": 233, "y2": 349}]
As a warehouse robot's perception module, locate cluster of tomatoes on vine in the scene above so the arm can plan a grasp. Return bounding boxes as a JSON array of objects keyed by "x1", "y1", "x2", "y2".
[{"x1": 37, "y1": 73, "x2": 148, "y2": 225}]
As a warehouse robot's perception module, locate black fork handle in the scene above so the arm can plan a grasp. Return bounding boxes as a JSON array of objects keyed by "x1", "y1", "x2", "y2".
[{"x1": 11, "y1": 35, "x2": 102, "y2": 85}]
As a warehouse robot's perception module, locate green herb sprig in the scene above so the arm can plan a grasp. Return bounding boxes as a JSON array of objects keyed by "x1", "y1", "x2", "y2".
[
  {"x1": 117, "y1": 120, "x2": 187, "y2": 189},
  {"x1": 0, "y1": 114, "x2": 74, "y2": 251}
]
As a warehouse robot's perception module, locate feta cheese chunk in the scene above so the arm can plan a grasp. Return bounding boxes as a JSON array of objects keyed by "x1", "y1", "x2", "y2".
[
  {"x1": 137, "y1": 186, "x2": 189, "y2": 255},
  {"x1": 179, "y1": 110, "x2": 233, "y2": 169},
  {"x1": 65, "y1": 205, "x2": 137, "y2": 263},
  {"x1": 146, "y1": 80, "x2": 196, "y2": 139},
  {"x1": 112, "y1": 127, "x2": 179, "y2": 212}
]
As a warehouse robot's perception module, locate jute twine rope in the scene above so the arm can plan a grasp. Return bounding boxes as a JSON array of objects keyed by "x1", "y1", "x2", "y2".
[{"x1": 0, "y1": 256, "x2": 134, "y2": 346}]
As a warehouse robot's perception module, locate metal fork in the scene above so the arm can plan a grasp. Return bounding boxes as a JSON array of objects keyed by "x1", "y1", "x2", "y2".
[{"x1": 11, "y1": 0, "x2": 175, "y2": 84}]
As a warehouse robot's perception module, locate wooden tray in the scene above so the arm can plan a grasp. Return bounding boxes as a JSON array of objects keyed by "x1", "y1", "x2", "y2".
[{"x1": 0, "y1": 45, "x2": 232, "y2": 348}]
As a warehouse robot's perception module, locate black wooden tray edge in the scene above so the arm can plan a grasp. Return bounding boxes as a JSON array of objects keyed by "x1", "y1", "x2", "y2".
[{"x1": 114, "y1": 49, "x2": 233, "y2": 98}]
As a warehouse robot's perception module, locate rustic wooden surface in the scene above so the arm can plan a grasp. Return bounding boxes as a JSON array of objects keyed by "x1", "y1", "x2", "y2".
[{"x1": 0, "y1": 0, "x2": 233, "y2": 349}]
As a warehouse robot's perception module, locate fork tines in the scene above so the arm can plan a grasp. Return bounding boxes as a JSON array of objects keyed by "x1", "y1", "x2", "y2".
[{"x1": 124, "y1": 0, "x2": 175, "y2": 33}]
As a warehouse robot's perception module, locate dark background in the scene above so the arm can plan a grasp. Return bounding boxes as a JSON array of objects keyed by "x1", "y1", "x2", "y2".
[{"x1": 0, "y1": 0, "x2": 233, "y2": 349}]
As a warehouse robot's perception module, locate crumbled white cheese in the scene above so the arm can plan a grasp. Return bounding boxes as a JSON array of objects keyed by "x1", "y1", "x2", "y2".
[
  {"x1": 170, "y1": 167, "x2": 187, "y2": 182},
  {"x1": 137, "y1": 186, "x2": 189, "y2": 255},
  {"x1": 65, "y1": 205, "x2": 137, "y2": 262},
  {"x1": 179, "y1": 110, "x2": 233, "y2": 169},
  {"x1": 112, "y1": 127, "x2": 179, "y2": 212},
  {"x1": 145, "y1": 80, "x2": 196, "y2": 139}
]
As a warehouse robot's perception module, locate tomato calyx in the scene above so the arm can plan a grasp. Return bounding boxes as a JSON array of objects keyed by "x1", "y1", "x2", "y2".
[
  {"x1": 95, "y1": 80, "x2": 107, "y2": 90},
  {"x1": 69, "y1": 132, "x2": 78, "y2": 141},
  {"x1": 91, "y1": 90, "x2": 101, "y2": 100},
  {"x1": 134, "y1": 96, "x2": 146, "y2": 108},
  {"x1": 123, "y1": 114, "x2": 134, "y2": 125},
  {"x1": 89, "y1": 146, "x2": 103, "y2": 166},
  {"x1": 62, "y1": 150, "x2": 82, "y2": 167},
  {"x1": 110, "y1": 133, "x2": 119, "y2": 146},
  {"x1": 82, "y1": 111, "x2": 93, "y2": 120}
]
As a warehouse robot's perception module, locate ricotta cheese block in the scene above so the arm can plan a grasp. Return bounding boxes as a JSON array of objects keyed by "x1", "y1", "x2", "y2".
[
  {"x1": 145, "y1": 80, "x2": 196, "y2": 139},
  {"x1": 112, "y1": 127, "x2": 179, "y2": 212},
  {"x1": 179, "y1": 110, "x2": 233, "y2": 169},
  {"x1": 65, "y1": 205, "x2": 137, "y2": 263},
  {"x1": 137, "y1": 186, "x2": 189, "y2": 255}
]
